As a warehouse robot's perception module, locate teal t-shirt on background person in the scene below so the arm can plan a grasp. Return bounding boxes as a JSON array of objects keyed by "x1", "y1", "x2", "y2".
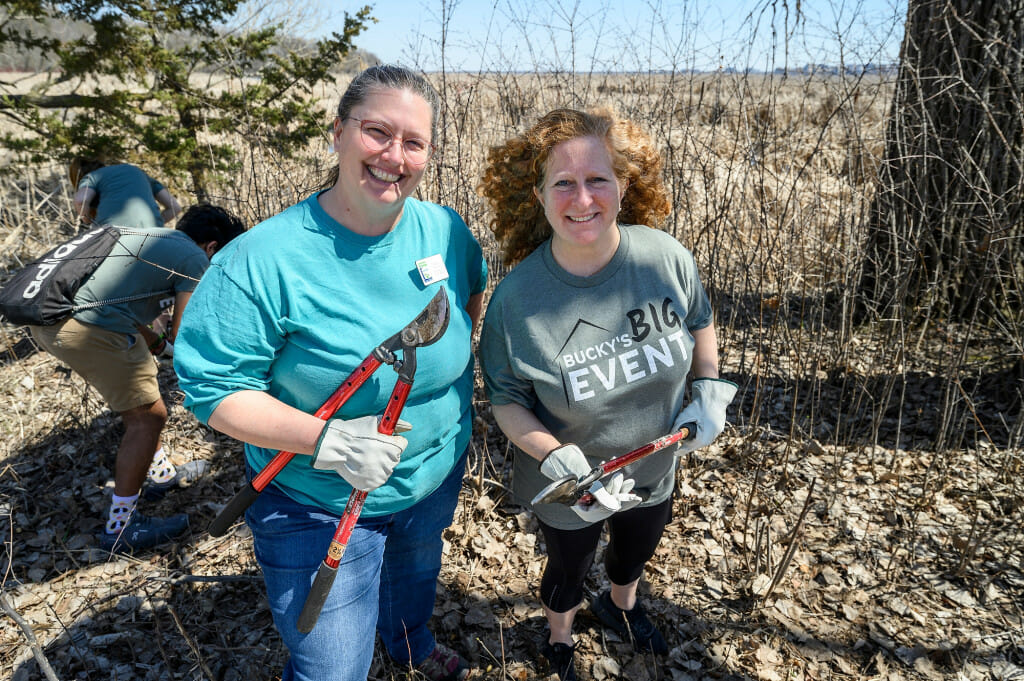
[
  {"x1": 78, "y1": 164, "x2": 167, "y2": 228},
  {"x1": 73, "y1": 227, "x2": 208, "y2": 334}
]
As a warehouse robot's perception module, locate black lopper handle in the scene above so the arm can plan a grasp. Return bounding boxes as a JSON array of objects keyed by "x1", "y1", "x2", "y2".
[
  {"x1": 296, "y1": 562, "x2": 338, "y2": 633},
  {"x1": 208, "y1": 483, "x2": 260, "y2": 537}
]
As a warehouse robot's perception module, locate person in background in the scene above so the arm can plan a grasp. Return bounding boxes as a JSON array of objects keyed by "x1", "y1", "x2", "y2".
[
  {"x1": 172, "y1": 65, "x2": 486, "y2": 681},
  {"x1": 477, "y1": 108, "x2": 737, "y2": 681},
  {"x1": 29, "y1": 204, "x2": 246, "y2": 554},
  {"x1": 69, "y1": 157, "x2": 182, "y2": 228}
]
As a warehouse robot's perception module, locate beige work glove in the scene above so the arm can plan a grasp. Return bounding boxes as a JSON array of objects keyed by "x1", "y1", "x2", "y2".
[
  {"x1": 312, "y1": 415, "x2": 409, "y2": 491},
  {"x1": 672, "y1": 378, "x2": 738, "y2": 453}
]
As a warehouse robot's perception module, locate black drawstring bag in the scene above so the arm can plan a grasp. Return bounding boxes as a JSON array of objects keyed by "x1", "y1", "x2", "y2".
[{"x1": 0, "y1": 225, "x2": 121, "y2": 326}]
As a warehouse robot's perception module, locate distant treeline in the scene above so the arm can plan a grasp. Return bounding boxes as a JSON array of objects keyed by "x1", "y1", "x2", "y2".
[{"x1": 0, "y1": 15, "x2": 378, "y2": 73}]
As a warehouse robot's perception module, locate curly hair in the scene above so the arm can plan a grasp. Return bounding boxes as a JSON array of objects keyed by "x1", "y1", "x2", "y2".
[{"x1": 478, "y1": 108, "x2": 671, "y2": 267}]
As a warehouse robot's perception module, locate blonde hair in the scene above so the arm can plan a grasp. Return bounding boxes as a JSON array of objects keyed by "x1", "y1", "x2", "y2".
[{"x1": 478, "y1": 108, "x2": 671, "y2": 266}]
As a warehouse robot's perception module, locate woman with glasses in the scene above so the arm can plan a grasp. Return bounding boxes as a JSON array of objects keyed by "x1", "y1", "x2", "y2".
[
  {"x1": 173, "y1": 65, "x2": 486, "y2": 681},
  {"x1": 478, "y1": 109, "x2": 737, "y2": 680}
]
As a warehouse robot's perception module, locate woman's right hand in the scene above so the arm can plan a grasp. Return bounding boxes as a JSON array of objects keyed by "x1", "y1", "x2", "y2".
[
  {"x1": 571, "y1": 472, "x2": 642, "y2": 523},
  {"x1": 312, "y1": 415, "x2": 408, "y2": 490}
]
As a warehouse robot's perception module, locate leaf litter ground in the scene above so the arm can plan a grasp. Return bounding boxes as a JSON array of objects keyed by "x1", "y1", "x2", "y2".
[{"x1": 1, "y1": 330, "x2": 1022, "y2": 681}]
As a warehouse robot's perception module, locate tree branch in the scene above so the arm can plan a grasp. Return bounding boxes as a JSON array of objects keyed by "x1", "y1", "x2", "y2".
[{"x1": 0, "y1": 93, "x2": 113, "y2": 109}]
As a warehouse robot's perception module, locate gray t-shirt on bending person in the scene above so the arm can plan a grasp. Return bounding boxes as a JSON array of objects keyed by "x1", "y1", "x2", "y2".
[
  {"x1": 479, "y1": 223, "x2": 713, "y2": 530},
  {"x1": 78, "y1": 164, "x2": 166, "y2": 229},
  {"x1": 72, "y1": 227, "x2": 208, "y2": 335}
]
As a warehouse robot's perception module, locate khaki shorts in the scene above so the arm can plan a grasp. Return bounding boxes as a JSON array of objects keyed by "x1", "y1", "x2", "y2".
[{"x1": 31, "y1": 318, "x2": 161, "y2": 412}]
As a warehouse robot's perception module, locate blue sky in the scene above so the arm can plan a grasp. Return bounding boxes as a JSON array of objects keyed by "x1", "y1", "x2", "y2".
[{"x1": 311, "y1": 0, "x2": 907, "y2": 72}]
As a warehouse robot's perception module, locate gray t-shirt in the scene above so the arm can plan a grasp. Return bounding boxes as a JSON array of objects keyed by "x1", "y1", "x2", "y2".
[
  {"x1": 73, "y1": 227, "x2": 208, "y2": 334},
  {"x1": 78, "y1": 164, "x2": 166, "y2": 229},
  {"x1": 479, "y1": 224, "x2": 713, "y2": 529}
]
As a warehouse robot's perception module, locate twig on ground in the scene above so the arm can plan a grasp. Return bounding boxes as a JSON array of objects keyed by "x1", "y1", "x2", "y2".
[
  {"x1": 762, "y1": 477, "x2": 816, "y2": 602},
  {"x1": 147, "y1": 573, "x2": 263, "y2": 585},
  {"x1": 167, "y1": 600, "x2": 218, "y2": 681},
  {"x1": 149, "y1": 592, "x2": 179, "y2": 679},
  {"x1": 0, "y1": 589, "x2": 61, "y2": 681}
]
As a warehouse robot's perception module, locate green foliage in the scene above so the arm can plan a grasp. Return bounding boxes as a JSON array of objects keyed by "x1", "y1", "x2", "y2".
[{"x1": 0, "y1": 2, "x2": 373, "y2": 200}]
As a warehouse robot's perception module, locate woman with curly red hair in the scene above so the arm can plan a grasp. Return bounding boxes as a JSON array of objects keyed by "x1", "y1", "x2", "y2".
[{"x1": 478, "y1": 109, "x2": 737, "y2": 680}]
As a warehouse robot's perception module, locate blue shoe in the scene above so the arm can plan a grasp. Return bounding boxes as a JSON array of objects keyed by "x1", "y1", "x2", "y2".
[
  {"x1": 98, "y1": 512, "x2": 189, "y2": 554},
  {"x1": 142, "y1": 460, "x2": 210, "y2": 501},
  {"x1": 590, "y1": 590, "x2": 669, "y2": 654}
]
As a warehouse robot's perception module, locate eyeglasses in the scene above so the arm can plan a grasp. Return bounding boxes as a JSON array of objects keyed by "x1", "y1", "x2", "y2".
[{"x1": 343, "y1": 117, "x2": 435, "y2": 167}]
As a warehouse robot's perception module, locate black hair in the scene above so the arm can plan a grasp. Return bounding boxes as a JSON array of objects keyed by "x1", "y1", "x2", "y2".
[{"x1": 176, "y1": 204, "x2": 246, "y2": 252}]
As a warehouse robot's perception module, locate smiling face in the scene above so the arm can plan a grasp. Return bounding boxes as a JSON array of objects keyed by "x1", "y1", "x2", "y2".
[
  {"x1": 330, "y1": 87, "x2": 433, "y2": 231},
  {"x1": 534, "y1": 135, "x2": 626, "y2": 273}
]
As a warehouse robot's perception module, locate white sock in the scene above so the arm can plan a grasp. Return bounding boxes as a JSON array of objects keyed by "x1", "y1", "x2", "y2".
[
  {"x1": 106, "y1": 493, "x2": 140, "y2": 533},
  {"x1": 147, "y1": 447, "x2": 177, "y2": 484}
]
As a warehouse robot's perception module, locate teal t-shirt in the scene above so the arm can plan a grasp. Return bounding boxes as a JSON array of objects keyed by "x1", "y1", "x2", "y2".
[
  {"x1": 79, "y1": 164, "x2": 166, "y2": 228},
  {"x1": 73, "y1": 227, "x2": 208, "y2": 334},
  {"x1": 479, "y1": 224, "x2": 712, "y2": 529},
  {"x1": 174, "y1": 194, "x2": 487, "y2": 517}
]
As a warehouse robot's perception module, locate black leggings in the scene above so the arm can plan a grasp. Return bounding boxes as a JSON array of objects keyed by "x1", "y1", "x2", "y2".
[{"x1": 538, "y1": 495, "x2": 673, "y2": 613}]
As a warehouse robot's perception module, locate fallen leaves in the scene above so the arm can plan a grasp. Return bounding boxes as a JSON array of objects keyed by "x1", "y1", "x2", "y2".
[{"x1": 2, "y1": 346, "x2": 1023, "y2": 681}]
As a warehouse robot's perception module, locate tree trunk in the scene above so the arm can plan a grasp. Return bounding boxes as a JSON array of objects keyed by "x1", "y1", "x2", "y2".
[{"x1": 861, "y1": 0, "x2": 1024, "y2": 323}]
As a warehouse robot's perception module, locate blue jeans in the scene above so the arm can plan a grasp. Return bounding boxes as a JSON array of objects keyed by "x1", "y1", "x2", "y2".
[{"x1": 245, "y1": 450, "x2": 466, "y2": 681}]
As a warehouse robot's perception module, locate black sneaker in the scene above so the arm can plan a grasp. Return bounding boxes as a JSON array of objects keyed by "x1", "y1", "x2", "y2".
[
  {"x1": 142, "y1": 460, "x2": 210, "y2": 501},
  {"x1": 590, "y1": 590, "x2": 669, "y2": 654},
  {"x1": 540, "y1": 639, "x2": 577, "y2": 681},
  {"x1": 98, "y1": 511, "x2": 189, "y2": 554},
  {"x1": 413, "y1": 642, "x2": 470, "y2": 681}
]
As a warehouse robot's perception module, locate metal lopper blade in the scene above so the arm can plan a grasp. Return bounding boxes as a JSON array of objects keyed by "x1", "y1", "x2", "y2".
[
  {"x1": 531, "y1": 474, "x2": 582, "y2": 506},
  {"x1": 402, "y1": 288, "x2": 450, "y2": 348}
]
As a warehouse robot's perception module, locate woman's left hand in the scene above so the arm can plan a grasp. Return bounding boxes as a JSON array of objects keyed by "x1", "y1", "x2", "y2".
[{"x1": 672, "y1": 377, "x2": 738, "y2": 452}]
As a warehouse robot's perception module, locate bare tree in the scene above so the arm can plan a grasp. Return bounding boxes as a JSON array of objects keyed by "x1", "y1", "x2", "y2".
[{"x1": 860, "y1": 0, "x2": 1023, "y2": 334}]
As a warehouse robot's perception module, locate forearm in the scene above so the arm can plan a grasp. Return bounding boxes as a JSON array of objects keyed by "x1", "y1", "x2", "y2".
[
  {"x1": 208, "y1": 390, "x2": 325, "y2": 455},
  {"x1": 167, "y1": 291, "x2": 191, "y2": 342},
  {"x1": 73, "y1": 187, "x2": 96, "y2": 225},
  {"x1": 466, "y1": 291, "x2": 484, "y2": 336},
  {"x1": 490, "y1": 401, "x2": 561, "y2": 462},
  {"x1": 156, "y1": 189, "x2": 181, "y2": 223},
  {"x1": 690, "y1": 324, "x2": 720, "y2": 379}
]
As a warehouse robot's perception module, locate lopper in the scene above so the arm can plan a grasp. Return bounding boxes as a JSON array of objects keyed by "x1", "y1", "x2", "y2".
[
  {"x1": 531, "y1": 422, "x2": 697, "y2": 507},
  {"x1": 203, "y1": 288, "x2": 450, "y2": 632}
]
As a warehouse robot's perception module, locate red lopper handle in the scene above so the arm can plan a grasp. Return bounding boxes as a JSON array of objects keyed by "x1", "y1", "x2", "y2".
[
  {"x1": 576, "y1": 424, "x2": 695, "y2": 507},
  {"x1": 207, "y1": 354, "x2": 382, "y2": 537},
  {"x1": 296, "y1": 376, "x2": 414, "y2": 633}
]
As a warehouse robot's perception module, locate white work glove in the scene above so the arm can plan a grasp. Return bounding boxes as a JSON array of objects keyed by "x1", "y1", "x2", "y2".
[
  {"x1": 571, "y1": 472, "x2": 643, "y2": 523},
  {"x1": 539, "y1": 443, "x2": 591, "y2": 481},
  {"x1": 672, "y1": 378, "x2": 738, "y2": 454},
  {"x1": 159, "y1": 339, "x2": 174, "y2": 359},
  {"x1": 311, "y1": 415, "x2": 408, "y2": 491}
]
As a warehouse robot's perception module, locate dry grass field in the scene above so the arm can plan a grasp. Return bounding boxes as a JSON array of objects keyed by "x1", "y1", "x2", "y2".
[{"x1": 1, "y1": 68, "x2": 1021, "y2": 681}]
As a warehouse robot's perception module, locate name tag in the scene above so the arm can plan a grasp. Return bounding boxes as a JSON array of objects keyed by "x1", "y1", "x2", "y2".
[{"x1": 416, "y1": 254, "x2": 449, "y2": 286}]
